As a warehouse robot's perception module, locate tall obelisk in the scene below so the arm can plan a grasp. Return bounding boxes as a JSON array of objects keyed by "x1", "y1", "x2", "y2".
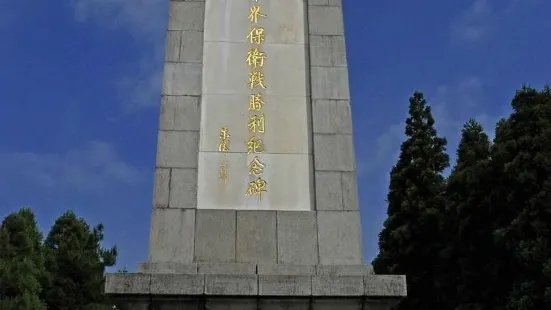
[{"x1": 105, "y1": 1, "x2": 407, "y2": 308}]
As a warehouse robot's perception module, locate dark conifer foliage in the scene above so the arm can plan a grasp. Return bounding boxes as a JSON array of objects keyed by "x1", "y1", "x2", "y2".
[
  {"x1": 373, "y1": 92, "x2": 449, "y2": 309},
  {"x1": 42, "y1": 211, "x2": 117, "y2": 310},
  {"x1": 0, "y1": 208, "x2": 47, "y2": 310}
]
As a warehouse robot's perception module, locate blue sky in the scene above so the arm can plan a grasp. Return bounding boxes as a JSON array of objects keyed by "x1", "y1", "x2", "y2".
[{"x1": 0, "y1": 0, "x2": 550, "y2": 270}]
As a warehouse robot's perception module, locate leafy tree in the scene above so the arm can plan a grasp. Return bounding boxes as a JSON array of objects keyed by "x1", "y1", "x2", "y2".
[
  {"x1": 42, "y1": 211, "x2": 117, "y2": 310},
  {"x1": 373, "y1": 92, "x2": 449, "y2": 310},
  {"x1": 444, "y1": 119, "x2": 496, "y2": 310},
  {"x1": 490, "y1": 86, "x2": 551, "y2": 310},
  {"x1": 0, "y1": 208, "x2": 47, "y2": 310}
]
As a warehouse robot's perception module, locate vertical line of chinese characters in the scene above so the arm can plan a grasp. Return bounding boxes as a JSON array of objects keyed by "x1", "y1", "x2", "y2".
[
  {"x1": 218, "y1": 126, "x2": 230, "y2": 185},
  {"x1": 245, "y1": 0, "x2": 267, "y2": 200}
]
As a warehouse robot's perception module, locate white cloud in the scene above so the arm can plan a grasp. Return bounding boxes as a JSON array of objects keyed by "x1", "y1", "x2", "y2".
[
  {"x1": 71, "y1": 0, "x2": 166, "y2": 112},
  {"x1": 450, "y1": 0, "x2": 495, "y2": 44},
  {"x1": 0, "y1": 141, "x2": 144, "y2": 194},
  {"x1": 73, "y1": 0, "x2": 166, "y2": 40}
]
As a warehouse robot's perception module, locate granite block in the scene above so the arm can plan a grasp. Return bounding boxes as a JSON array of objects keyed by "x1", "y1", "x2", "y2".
[
  {"x1": 159, "y1": 95, "x2": 201, "y2": 131},
  {"x1": 308, "y1": 6, "x2": 344, "y2": 36},
  {"x1": 194, "y1": 209, "x2": 236, "y2": 262},
  {"x1": 313, "y1": 134, "x2": 355, "y2": 172},
  {"x1": 168, "y1": 168, "x2": 197, "y2": 209},
  {"x1": 259, "y1": 275, "x2": 312, "y2": 296},
  {"x1": 162, "y1": 62, "x2": 202, "y2": 96},
  {"x1": 315, "y1": 172, "x2": 343, "y2": 210},
  {"x1": 309, "y1": 35, "x2": 347, "y2": 67},
  {"x1": 277, "y1": 211, "x2": 318, "y2": 264},
  {"x1": 205, "y1": 275, "x2": 258, "y2": 296},
  {"x1": 105, "y1": 273, "x2": 150, "y2": 295},
  {"x1": 257, "y1": 264, "x2": 316, "y2": 276},
  {"x1": 312, "y1": 99, "x2": 352, "y2": 134},
  {"x1": 150, "y1": 274, "x2": 205, "y2": 295},
  {"x1": 364, "y1": 275, "x2": 407, "y2": 297},
  {"x1": 148, "y1": 209, "x2": 195, "y2": 263},
  {"x1": 156, "y1": 130, "x2": 199, "y2": 168},
  {"x1": 310, "y1": 66, "x2": 350, "y2": 100},
  {"x1": 168, "y1": 1, "x2": 205, "y2": 31},
  {"x1": 198, "y1": 262, "x2": 256, "y2": 275},
  {"x1": 341, "y1": 172, "x2": 359, "y2": 211},
  {"x1": 152, "y1": 168, "x2": 170, "y2": 208},
  {"x1": 137, "y1": 262, "x2": 197, "y2": 274},
  {"x1": 236, "y1": 211, "x2": 277, "y2": 264},
  {"x1": 317, "y1": 211, "x2": 362, "y2": 264},
  {"x1": 316, "y1": 265, "x2": 374, "y2": 276},
  {"x1": 312, "y1": 276, "x2": 364, "y2": 296}
]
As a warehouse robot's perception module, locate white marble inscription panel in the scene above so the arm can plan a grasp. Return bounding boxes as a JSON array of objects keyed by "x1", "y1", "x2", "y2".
[{"x1": 197, "y1": 0, "x2": 313, "y2": 211}]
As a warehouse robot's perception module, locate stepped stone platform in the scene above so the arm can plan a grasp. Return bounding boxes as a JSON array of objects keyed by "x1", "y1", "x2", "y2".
[{"x1": 106, "y1": 263, "x2": 406, "y2": 310}]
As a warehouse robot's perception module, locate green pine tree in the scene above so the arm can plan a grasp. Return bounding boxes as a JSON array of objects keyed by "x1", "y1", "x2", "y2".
[
  {"x1": 42, "y1": 211, "x2": 117, "y2": 310},
  {"x1": 490, "y1": 86, "x2": 551, "y2": 310},
  {"x1": 444, "y1": 119, "x2": 496, "y2": 310},
  {"x1": 0, "y1": 208, "x2": 47, "y2": 310},
  {"x1": 373, "y1": 92, "x2": 449, "y2": 310}
]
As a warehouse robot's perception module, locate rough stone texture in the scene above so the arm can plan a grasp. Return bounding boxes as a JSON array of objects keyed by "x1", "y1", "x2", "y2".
[
  {"x1": 277, "y1": 211, "x2": 318, "y2": 264},
  {"x1": 236, "y1": 211, "x2": 277, "y2": 264},
  {"x1": 106, "y1": 272, "x2": 407, "y2": 297},
  {"x1": 147, "y1": 208, "x2": 195, "y2": 263},
  {"x1": 317, "y1": 211, "x2": 362, "y2": 264},
  {"x1": 194, "y1": 209, "x2": 236, "y2": 262},
  {"x1": 137, "y1": 262, "x2": 197, "y2": 274},
  {"x1": 205, "y1": 275, "x2": 258, "y2": 295}
]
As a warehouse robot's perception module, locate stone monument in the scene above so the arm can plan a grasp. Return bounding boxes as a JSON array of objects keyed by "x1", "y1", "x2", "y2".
[{"x1": 105, "y1": 0, "x2": 407, "y2": 308}]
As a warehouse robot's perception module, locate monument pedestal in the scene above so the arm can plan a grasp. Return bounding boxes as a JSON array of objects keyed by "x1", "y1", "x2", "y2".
[{"x1": 106, "y1": 263, "x2": 405, "y2": 310}]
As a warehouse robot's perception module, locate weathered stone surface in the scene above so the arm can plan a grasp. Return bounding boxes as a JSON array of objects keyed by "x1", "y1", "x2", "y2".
[
  {"x1": 277, "y1": 211, "x2": 318, "y2": 264},
  {"x1": 195, "y1": 209, "x2": 236, "y2": 262},
  {"x1": 179, "y1": 30, "x2": 204, "y2": 63},
  {"x1": 310, "y1": 66, "x2": 350, "y2": 100},
  {"x1": 169, "y1": 168, "x2": 198, "y2": 209},
  {"x1": 156, "y1": 130, "x2": 199, "y2": 168},
  {"x1": 364, "y1": 275, "x2": 407, "y2": 297},
  {"x1": 312, "y1": 276, "x2": 364, "y2": 296},
  {"x1": 317, "y1": 211, "x2": 362, "y2": 265},
  {"x1": 159, "y1": 95, "x2": 201, "y2": 131},
  {"x1": 341, "y1": 171, "x2": 359, "y2": 211},
  {"x1": 315, "y1": 171, "x2": 343, "y2": 210},
  {"x1": 313, "y1": 134, "x2": 355, "y2": 172},
  {"x1": 168, "y1": 1, "x2": 205, "y2": 31},
  {"x1": 259, "y1": 275, "x2": 312, "y2": 296},
  {"x1": 316, "y1": 265, "x2": 373, "y2": 276},
  {"x1": 205, "y1": 275, "x2": 258, "y2": 295},
  {"x1": 257, "y1": 264, "x2": 316, "y2": 276},
  {"x1": 309, "y1": 35, "x2": 347, "y2": 67},
  {"x1": 308, "y1": 6, "x2": 344, "y2": 36},
  {"x1": 312, "y1": 99, "x2": 352, "y2": 134},
  {"x1": 150, "y1": 274, "x2": 205, "y2": 295},
  {"x1": 138, "y1": 262, "x2": 197, "y2": 274},
  {"x1": 147, "y1": 209, "x2": 195, "y2": 263},
  {"x1": 162, "y1": 62, "x2": 202, "y2": 96},
  {"x1": 236, "y1": 211, "x2": 277, "y2": 263},
  {"x1": 198, "y1": 262, "x2": 256, "y2": 275},
  {"x1": 105, "y1": 273, "x2": 150, "y2": 295},
  {"x1": 152, "y1": 168, "x2": 170, "y2": 208}
]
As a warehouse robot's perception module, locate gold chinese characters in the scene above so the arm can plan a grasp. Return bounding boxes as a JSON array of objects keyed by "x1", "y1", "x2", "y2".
[
  {"x1": 218, "y1": 126, "x2": 230, "y2": 185},
  {"x1": 245, "y1": 0, "x2": 268, "y2": 200}
]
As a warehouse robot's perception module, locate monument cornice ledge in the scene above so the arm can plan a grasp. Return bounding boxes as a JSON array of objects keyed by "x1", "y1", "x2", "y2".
[{"x1": 105, "y1": 271, "x2": 407, "y2": 298}]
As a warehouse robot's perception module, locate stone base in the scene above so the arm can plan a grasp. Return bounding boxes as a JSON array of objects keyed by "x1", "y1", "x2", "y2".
[{"x1": 105, "y1": 263, "x2": 406, "y2": 310}]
